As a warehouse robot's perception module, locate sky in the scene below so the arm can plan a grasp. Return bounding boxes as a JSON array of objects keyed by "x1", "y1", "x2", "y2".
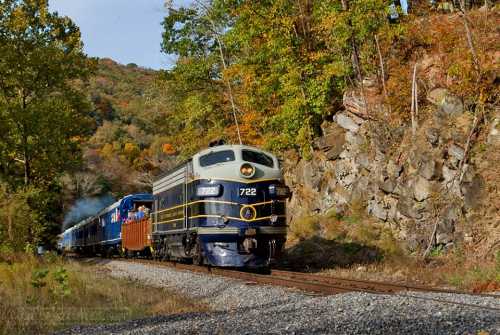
[{"x1": 49, "y1": 0, "x2": 191, "y2": 70}]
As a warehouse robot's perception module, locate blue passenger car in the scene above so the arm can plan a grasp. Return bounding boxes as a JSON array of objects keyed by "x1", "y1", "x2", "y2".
[
  {"x1": 61, "y1": 193, "x2": 153, "y2": 255},
  {"x1": 151, "y1": 144, "x2": 289, "y2": 268}
]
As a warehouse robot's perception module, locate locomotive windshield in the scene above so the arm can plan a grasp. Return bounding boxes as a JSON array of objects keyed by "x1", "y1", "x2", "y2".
[
  {"x1": 199, "y1": 150, "x2": 235, "y2": 167},
  {"x1": 242, "y1": 150, "x2": 274, "y2": 168}
]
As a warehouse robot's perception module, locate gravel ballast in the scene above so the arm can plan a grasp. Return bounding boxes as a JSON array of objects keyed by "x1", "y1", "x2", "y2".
[{"x1": 57, "y1": 260, "x2": 500, "y2": 335}]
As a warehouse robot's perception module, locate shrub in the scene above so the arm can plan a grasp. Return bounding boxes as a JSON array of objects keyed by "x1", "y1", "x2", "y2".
[
  {"x1": 290, "y1": 216, "x2": 321, "y2": 240},
  {"x1": 0, "y1": 255, "x2": 208, "y2": 334}
]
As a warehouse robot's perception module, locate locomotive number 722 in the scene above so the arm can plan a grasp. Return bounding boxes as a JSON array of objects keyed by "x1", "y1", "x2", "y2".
[{"x1": 239, "y1": 187, "x2": 257, "y2": 196}]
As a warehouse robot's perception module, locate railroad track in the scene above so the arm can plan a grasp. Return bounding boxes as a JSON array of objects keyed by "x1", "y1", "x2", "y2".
[{"x1": 117, "y1": 258, "x2": 500, "y2": 312}]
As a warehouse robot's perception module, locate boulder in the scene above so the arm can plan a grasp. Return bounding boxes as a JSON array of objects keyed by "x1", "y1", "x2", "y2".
[
  {"x1": 387, "y1": 160, "x2": 403, "y2": 178},
  {"x1": 302, "y1": 162, "x2": 322, "y2": 192},
  {"x1": 351, "y1": 176, "x2": 372, "y2": 202},
  {"x1": 346, "y1": 112, "x2": 365, "y2": 125},
  {"x1": 394, "y1": 182, "x2": 412, "y2": 198},
  {"x1": 315, "y1": 133, "x2": 340, "y2": 151},
  {"x1": 448, "y1": 144, "x2": 465, "y2": 161},
  {"x1": 418, "y1": 159, "x2": 436, "y2": 180},
  {"x1": 442, "y1": 204, "x2": 461, "y2": 224},
  {"x1": 436, "y1": 232, "x2": 454, "y2": 245},
  {"x1": 427, "y1": 88, "x2": 464, "y2": 116},
  {"x1": 386, "y1": 197, "x2": 399, "y2": 221},
  {"x1": 461, "y1": 174, "x2": 484, "y2": 210},
  {"x1": 345, "y1": 131, "x2": 365, "y2": 147},
  {"x1": 397, "y1": 197, "x2": 423, "y2": 219},
  {"x1": 315, "y1": 123, "x2": 346, "y2": 150},
  {"x1": 368, "y1": 200, "x2": 388, "y2": 221},
  {"x1": 343, "y1": 90, "x2": 367, "y2": 116},
  {"x1": 379, "y1": 178, "x2": 397, "y2": 194},
  {"x1": 355, "y1": 153, "x2": 371, "y2": 170},
  {"x1": 332, "y1": 185, "x2": 351, "y2": 205},
  {"x1": 442, "y1": 164, "x2": 456, "y2": 183},
  {"x1": 434, "y1": 205, "x2": 462, "y2": 244},
  {"x1": 487, "y1": 115, "x2": 500, "y2": 145},
  {"x1": 325, "y1": 145, "x2": 344, "y2": 160},
  {"x1": 336, "y1": 113, "x2": 360, "y2": 133},
  {"x1": 334, "y1": 160, "x2": 356, "y2": 187},
  {"x1": 460, "y1": 164, "x2": 475, "y2": 183},
  {"x1": 413, "y1": 176, "x2": 432, "y2": 201},
  {"x1": 425, "y1": 127, "x2": 440, "y2": 145},
  {"x1": 405, "y1": 235, "x2": 420, "y2": 252}
]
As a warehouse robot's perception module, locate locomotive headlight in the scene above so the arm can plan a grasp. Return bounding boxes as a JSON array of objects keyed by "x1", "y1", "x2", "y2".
[
  {"x1": 268, "y1": 184, "x2": 290, "y2": 197},
  {"x1": 240, "y1": 163, "x2": 255, "y2": 178},
  {"x1": 196, "y1": 184, "x2": 221, "y2": 197}
]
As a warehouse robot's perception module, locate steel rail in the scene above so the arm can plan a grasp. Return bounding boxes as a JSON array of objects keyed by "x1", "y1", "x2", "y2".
[
  {"x1": 119, "y1": 258, "x2": 500, "y2": 312},
  {"x1": 270, "y1": 269, "x2": 500, "y2": 298}
]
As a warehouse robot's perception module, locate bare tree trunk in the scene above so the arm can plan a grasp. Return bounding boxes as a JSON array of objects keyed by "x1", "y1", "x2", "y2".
[
  {"x1": 214, "y1": 33, "x2": 243, "y2": 145},
  {"x1": 375, "y1": 35, "x2": 387, "y2": 99},
  {"x1": 410, "y1": 63, "x2": 418, "y2": 136},
  {"x1": 458, "y1": 112, "x2": 481, "y2": 183},
  {"x1": 23, "y1": 145, "x2": 30, "y2": 186},
  {"x1": 194, "y1": 0, "x2": 242, "y2": 145},
  {"x1": 340, "y1": 0, "x2": 363, "y2": 83},
  {"x1": 459, "y1": 0, "x2": 481, "y2": 74},
  {"x1": 7, "y1": 209, "x2": 13, "y2": 243},
  {"x1": 423, "y1": 220, "x2": 439, "y2": 259}
]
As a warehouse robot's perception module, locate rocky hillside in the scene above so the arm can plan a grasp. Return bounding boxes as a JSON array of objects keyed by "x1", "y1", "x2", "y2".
[
  {"x1": 285, "y1": 86, "x2": 499, "y2": 258},
  {"x1": 284, "y1": 9, "x2": 499, "y2": 262}
]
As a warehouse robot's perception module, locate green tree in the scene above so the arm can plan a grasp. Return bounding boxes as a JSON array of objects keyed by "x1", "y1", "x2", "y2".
[
  {"x1": 161, "y1": 1, "x2": 241, "y2": 151},
  {"x1": 0, "y1": 183, "x2": 41, "y2": 251},
  {"x1": 160, "y1": 0, "x2": 395, "y2": 157},
  {"x1": 0, "y1": 0, "x2": 94, "y2": 187}
]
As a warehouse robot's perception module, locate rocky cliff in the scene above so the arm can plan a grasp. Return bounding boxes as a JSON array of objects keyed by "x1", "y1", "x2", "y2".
[{"x1": 284, "y1": 80, "x2": 499, "y2": 259}]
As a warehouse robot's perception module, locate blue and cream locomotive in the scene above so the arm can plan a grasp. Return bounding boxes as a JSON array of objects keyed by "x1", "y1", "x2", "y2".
[{"x1": 152, "y1": 144, "x2": 289, "y2": 268}]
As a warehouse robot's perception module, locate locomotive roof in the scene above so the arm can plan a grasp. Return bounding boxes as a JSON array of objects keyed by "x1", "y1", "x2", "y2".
[
  {"x1": 153, "y1": 144, "x2": 278, "y2": 183},
  {"x1": 192, "y1": 144, "x2": 281, "y2": 182},
  {"x1": 194, "y1": 144, "x2": 276, "y2": 159}
]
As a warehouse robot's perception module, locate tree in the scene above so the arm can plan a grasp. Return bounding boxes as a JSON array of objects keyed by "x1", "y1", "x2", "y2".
[
  {"x1": 0, "y1": 0, "x2": 94, "y2": 187},
  {"x1": 0, "y1": 183, "x2": 41, "y2": 251},
  {"x1": 160, "y1": 1, "x2": 394, "y2": 157},
  {"x1": 161, "y1": 1, "x2": 244, "y2": 151}
]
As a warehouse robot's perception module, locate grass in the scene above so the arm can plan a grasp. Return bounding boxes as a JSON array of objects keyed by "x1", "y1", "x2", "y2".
[
  {"x1": 285, "y1": 207, "x2": 404, "y2": 270},
  {"x1": 319, "y1": 251, "x2": 500, "y2": 292},
  {"x1": 286, "y1": 209, "x2": 499, "y2": 292},
  {"x1": 288, "y1": 206, "x2": 403, "y2": 261},
  {"x1": 0, "y1": 252, "x2": 209, "y2": 335}
]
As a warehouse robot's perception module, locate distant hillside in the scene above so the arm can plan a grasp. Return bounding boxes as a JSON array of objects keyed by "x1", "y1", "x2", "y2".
[
  {"x1": 88, "y1": 58, "x2": 156, "y2": 126},
  {"x1": 62, "y1": 58, "x2": 176, "y2": 209}
]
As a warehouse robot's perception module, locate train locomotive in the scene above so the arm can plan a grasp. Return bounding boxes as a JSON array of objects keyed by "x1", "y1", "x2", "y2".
[
  {"x1": 59, "y1": 144, "x2": 289, "y2": 268},
  {"x1": 151, "y1": 144, "x2": 289, "y2": 268}
]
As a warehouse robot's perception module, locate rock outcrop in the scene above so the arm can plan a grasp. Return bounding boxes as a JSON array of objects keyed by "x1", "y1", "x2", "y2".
[{"x1": 284, "y1": 89, "x2": 496, "y2": 255}]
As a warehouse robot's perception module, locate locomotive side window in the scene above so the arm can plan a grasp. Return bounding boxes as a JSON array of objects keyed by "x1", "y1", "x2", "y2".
[
  {"x1": 199, "y1": 150, "x2": 235, "y2": 167},
  {"x1": 242, "y1": 150, "x2": 274, "y2": 168}
]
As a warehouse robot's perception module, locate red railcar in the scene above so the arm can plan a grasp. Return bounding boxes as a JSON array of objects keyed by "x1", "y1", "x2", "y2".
[{"x1": 121, "y1": 218, "x2": 152, "y2": 254}]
